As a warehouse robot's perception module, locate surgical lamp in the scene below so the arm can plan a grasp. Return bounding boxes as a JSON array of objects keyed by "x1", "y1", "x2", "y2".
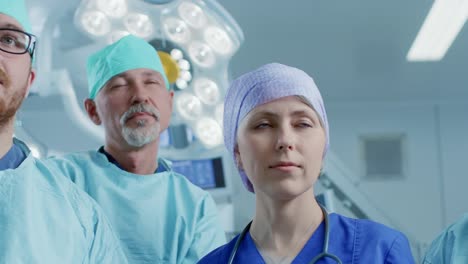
[{"x1": 73, "y1": 0, "x2": 244, "y2": 158}]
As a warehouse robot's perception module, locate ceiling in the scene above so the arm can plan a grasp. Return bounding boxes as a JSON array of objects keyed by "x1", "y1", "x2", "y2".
[{"x1": 23, "y1": 0, "x2": 468, "y2": 108}]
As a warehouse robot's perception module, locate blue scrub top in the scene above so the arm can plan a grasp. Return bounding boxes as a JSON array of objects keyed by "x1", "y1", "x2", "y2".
[
  {"x1": 198, "y1": 213, "x2": 415, "y2": 264},
  {"x1": 0, "y1": 143, "x2": 27, "y2": 170}
]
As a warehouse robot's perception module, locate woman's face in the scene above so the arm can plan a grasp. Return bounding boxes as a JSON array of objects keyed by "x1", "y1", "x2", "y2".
[{"x1": 235, "y1": 96, "x2": 326, "y2": 199}]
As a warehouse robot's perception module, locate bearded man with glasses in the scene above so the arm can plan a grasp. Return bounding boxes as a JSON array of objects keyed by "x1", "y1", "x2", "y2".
[{"x1": 0, "y1": 1, "x2": 128, "y2": 263}]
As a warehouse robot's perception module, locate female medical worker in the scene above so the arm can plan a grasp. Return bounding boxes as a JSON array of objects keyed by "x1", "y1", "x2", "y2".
[{"x1": 198, "y1": 63, "x2": 415, "y2": 264}]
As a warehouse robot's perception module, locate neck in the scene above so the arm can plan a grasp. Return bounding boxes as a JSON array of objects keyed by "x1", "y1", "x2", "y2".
[
  {"x1": 0, "y1": 119, "x2": 15, "y2": 159},
  {"x1": 104, "y1": 139, "x2": 159, "y2": 175},
  {"x1": 250, "y1": 188, "x2": 324, "y2": 257}
]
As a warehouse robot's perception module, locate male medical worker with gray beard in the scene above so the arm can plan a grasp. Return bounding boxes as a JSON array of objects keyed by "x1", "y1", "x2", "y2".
[{"x1": 46, "y1": 34, "x2": 226, "y2": 264}]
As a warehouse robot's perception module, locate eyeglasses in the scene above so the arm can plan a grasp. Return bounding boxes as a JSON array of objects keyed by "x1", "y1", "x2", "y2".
[{"x1": 0, "y1": 28, "x2": 36, "y2": 56}]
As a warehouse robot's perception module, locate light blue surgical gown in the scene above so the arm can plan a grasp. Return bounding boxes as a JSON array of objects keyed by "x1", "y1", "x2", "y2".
[
  {"x1": 0, "y1": 153, "x2": 128, "y2": 263},
  {"x1": 423, "y1": 213, "x2": 468, "y2": 264},
  {"x1": 198, "y1": 213, "x2": 415, "y2": 264},
  {"x1": 46, "y1": 150, "x2": 226, "y2": 264}
]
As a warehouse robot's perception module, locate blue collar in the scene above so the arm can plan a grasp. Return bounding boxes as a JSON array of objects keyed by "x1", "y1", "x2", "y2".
[
  {"x1": 0, "y1": 143, "x2": 27, "y2": 170},
  {"x1": 98, "y1": 146, "x2": 166, "y2": 173}
]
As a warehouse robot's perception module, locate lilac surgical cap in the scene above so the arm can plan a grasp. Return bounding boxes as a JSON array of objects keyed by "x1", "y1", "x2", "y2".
[{"x1": 223, "y1": 63, "x2": 329, "y2": 192}]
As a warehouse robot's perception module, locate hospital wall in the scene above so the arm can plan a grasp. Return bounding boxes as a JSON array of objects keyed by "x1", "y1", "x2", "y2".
[
  {"x1": 326, "y1": 102, "x2": 448, "y2": 242},
  {"x1": 325, "y1": 101, "x2": 468, "y2": 244}
]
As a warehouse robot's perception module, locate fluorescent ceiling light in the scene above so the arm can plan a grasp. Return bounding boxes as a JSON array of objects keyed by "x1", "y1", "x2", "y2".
[{"x1": 407, "y1": 0, "x2": 468, "y2": 61}]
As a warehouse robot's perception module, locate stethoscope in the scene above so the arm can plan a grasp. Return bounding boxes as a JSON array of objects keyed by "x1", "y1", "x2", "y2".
[{"x1": 227, "y1": 204, "x2": 342, "y2": 264}]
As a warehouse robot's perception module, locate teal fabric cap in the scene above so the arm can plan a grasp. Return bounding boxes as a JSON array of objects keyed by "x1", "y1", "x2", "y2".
[
  {"x1": 0, "y1": 0, "x2": 32, "y2": 32},
  {"x1": 87, "y1": 35, "x2": 170, "y2": 99}
]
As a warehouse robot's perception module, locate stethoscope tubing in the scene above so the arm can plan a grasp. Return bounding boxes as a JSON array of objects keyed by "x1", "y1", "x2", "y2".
[{"x1": 227, "y1": 204, "x2": 342, "y2": 264}]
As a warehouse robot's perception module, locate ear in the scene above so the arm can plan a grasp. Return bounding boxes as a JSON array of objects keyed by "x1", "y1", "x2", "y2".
[
  {"x1": 84, "y1": 98, "x2": 102, "y2": 125},
  {"x1": 234, "y1": 144, "x2": 243, "y2": 171},
  {"x1": 168, "y1": 90, "x2": 174, "y2": 112},
  {"x1": 23, "y1": 69, "x2": 36, "y2": 99}
]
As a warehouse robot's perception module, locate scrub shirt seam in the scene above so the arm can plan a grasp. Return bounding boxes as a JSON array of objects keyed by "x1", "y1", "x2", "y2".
[
  {"x1": 352, "y1": 219, "x2": 359, "y2": 264},
  {"x1": 384, "y1": 233, "x2": 400, "y2": 264}
]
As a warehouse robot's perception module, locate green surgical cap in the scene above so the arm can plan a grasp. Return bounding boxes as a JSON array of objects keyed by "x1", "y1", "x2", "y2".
[
  {"x1": 0, "y1": 0, "x2": 32, "y2": 32},
  {"x1": 87, "y1": 35, "x2": 170, "y2": 99}
]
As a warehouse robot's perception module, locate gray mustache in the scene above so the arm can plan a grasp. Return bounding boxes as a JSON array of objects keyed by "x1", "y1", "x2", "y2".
[{"x1": 120, "y1": 103, "x2": 160, "y2": 125}]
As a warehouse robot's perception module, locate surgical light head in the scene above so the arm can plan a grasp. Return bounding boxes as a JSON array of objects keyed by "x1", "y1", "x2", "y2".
[
  {"x1": 223, "y1": 63, "x2": 330, "y2": 192},
  {"x1": 86, "y1": 34, "x2": 169, "y2": 99}
]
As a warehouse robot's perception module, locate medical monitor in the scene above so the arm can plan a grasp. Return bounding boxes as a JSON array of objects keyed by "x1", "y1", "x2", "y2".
[
  {"x1": 169, "y1": 158, "x2": 225, "y2": 189},
  {"x1": 159, "y1": 128, "x2": 233, "y2": 199}
]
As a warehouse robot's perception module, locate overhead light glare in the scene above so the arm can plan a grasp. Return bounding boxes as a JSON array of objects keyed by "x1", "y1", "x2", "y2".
[
  {"x1": 80, "y1": 11, "x2": 111, "y2": 36},
  {"x1": 176, "y1": 93, "x2": 203, "y2": 120},
  {"x1": 124, "y1": 13, "x2": 153, "y2": 38},
  {"x1": 407, "y1": 0, "x2": 468, "y2": 61},
  {"x1": 188, "y1": 42, "x2": 216, "y2": 67},
  {"x1": 163, "y1": 17, "x2": 191, "y2": 43},
  {"x1": 194, "y1": 78, "x2": 219, "y2": 105},
  {"x1": 96, "y1": 0, "x2": 127, "y2": 18},
  {"x1": 195, "y1": 118, "x2": 222, "y2": 147},
  {"x1": 178, "y1": 2, "x2": 207, "y2": 28}
]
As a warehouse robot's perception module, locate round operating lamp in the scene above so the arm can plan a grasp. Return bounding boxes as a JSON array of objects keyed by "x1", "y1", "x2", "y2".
[{"x1": 73, "y1": 0, "x2": 244, "y2": 159}]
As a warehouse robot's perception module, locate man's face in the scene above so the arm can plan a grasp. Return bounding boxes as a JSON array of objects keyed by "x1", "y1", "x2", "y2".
[
  {"x1": 0, "y1": 13, "x2": 35, "y2": 126},
  {"x1": 91, "y1": 68, "x2": 173, "y2": 148}
]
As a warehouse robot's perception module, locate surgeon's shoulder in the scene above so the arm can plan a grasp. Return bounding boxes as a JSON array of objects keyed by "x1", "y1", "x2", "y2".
[
  {"x1": 334, "y1": 214, "x2": 415, "y2": 263},
  {"x1": 441, "y1": 213, "x2": 468, "y2": 236},
  {"x1": 33, "y1": 157, "x2": 102, "y2": 216},
  {"x1": 44, "y1": 151, "x2": 96, "y2": 181},
  {"x1": 197, "y1": 235, "x2": 236, "y2": 264},
  {"x1": 166, "y1": 169, "x2": 210, "y2": 198},
  {"x1": 46, "y1": 150, "x2": 95, "y2": 166},
  {"x1": 423, "y1": 213, "x2": 468, "y2": 263}
]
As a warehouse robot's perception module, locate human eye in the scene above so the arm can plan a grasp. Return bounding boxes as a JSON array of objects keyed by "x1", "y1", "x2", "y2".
[
  {"x1": 2, "y1": 30, "x2": 28, "y2": 49},
  {"x1": 0, "y1": 32, "x2": 21, "y2": 48},
  {"x1": 147, "y1": 79, "x2": 160, "y2": 84},
  {"x1": 295, "y1": 119, "x2": 314, "y2": 128},
  {"x1": 107, "y1": 81, "x2": 127, "y2": 91},
  {"x1": 253, "y1": 121, "x2": 272, "y2": 129},
  {"x1": 0, "y1": 34, "x2": 14, "y2": 45},
  {"x1": 145, "y1": 78, "x2": 163, "y2": 88}
]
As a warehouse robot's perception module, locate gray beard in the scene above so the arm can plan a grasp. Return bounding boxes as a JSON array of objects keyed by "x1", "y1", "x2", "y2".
[{"x1": 121, "y1": 119, "x2": 160, "y2": 147}]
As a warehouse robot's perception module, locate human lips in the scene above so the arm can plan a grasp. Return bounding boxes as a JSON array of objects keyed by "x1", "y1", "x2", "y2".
[
  {"x1": 126, "y1": 112, "x2": 159, "y2": 124},
  {"x1": 120, "y1": 103, "x2": 161, "y2": 126},
  {"x1": 129, "y1": 111, "x2": 156, "y2": 119},
  {"x1": 269, "y1": 161, "x2": 301, "y2": 169}
]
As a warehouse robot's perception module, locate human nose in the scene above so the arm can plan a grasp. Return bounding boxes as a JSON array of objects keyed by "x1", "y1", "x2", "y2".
[
  {"x1": 275, "y1": 126, "x2": 294, "y2": 151},
  {"x1": 130, "y1": 81, "x2": 150, "y2": 104}
]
